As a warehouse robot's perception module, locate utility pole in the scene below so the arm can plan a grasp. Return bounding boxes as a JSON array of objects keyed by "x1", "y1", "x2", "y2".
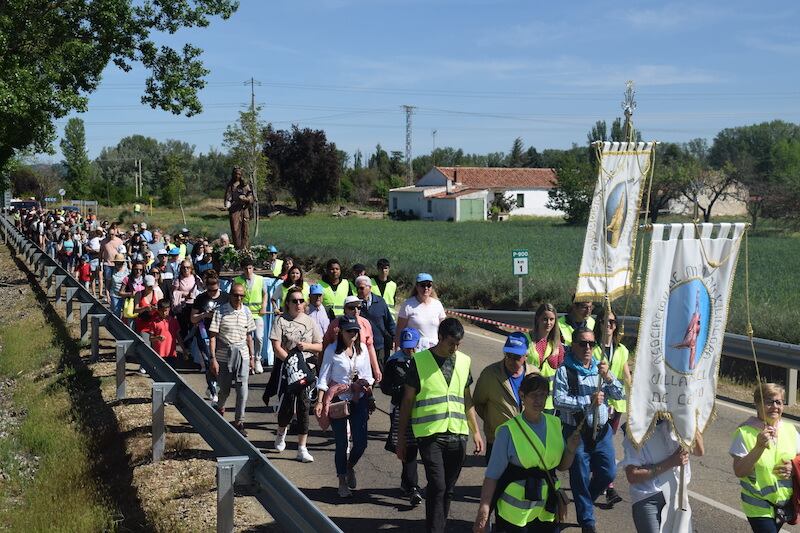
[
  {"x1": 432, "y1": 129, "x2": 437, "y2": 165},
  {"x1": 402, "y1": 105, "x2": 416, "y2": 185},
  {"x1": 243, "y1": 77, "x2": 263, "y2": 237},
  {"x1": 621, "y1": 80, "x2": 637, "y2": 143}
]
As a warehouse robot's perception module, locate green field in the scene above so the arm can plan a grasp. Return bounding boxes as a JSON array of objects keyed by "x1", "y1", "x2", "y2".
[{"x1": 120, "y1": 205, "x2": 800, "y2": 345}]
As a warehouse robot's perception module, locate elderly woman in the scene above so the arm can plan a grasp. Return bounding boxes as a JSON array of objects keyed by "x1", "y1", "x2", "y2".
[
  {"x1": 474, "y1": 374, "x2": 580, "y2": 533},
  {"x1": 731, "y1": 383, "x2": 799, "y2": 533},
  {"x1": 315, "y1": 315, "x2": 374, "y2": 498},
  {"x1": 172, "y1": 259, "x2": 203, "y2": 349},
  {"x1": 394, "y1": 272, "x2": 446, "y2": 351},
  {"x1": 525, "y1": 303, "x2": 565, "y2": 413}
]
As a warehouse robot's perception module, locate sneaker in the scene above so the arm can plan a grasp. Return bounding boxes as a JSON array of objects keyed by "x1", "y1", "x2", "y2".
[
  {"x1": 138, "y1": 366, "x2": 147, "y2": 375},
  {"x1": 254, "y1": 359, "x2": 264, "y2": 374},
  {"x1": 274, "y1": 431, "x2": 286, "y2": 452},
  {"x1": 581, "y1": 525, "x2": 597, "y2": 533},
  {"x1": 346, "y1": 467, "x2": 357, "y2": 489},
  {"x1": 210, "y1": 392, "x2": 218, "y2": 403},
  {"x1": 409, "y1": 488, "x2": 423, "y2": 506},
  {"x1": 296, "y1": 447, "x2": 314, "y2": 463},
  {"x1": 233, "y1": 421, "x2": 248, "y2": 437},
  {"x1": 605, "y1": 487, "x2": 622, "y2": 506},
  {"x1": 205, "y1": 387, "x2": 212, "y2": 400},
  {"x1": 338, "y1": 479, "x2": 352, "y2": 498}
]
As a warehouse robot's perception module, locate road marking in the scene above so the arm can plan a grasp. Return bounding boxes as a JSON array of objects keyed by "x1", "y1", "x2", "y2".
[
  {"x1": 689, "y1": 490, "x2": 798, "y2": 532},
  {"x1": 465, "y1": 329, "x2": 505, "y2": 344}
]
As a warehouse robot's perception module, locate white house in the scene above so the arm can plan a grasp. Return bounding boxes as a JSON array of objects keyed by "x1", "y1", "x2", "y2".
[
  {"x1": 388, "y1": 182, "x2": 488, "y2": 221},
  {"x1": 415, "y1": 166, "x2": 562, "y2": 217}
]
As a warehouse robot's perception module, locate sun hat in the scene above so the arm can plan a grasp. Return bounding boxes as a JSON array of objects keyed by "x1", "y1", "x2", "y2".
[
  {"x1": 399, "y1": 328, "x2": 421, "y2": 349},
  {"x1": 503, "y1": 332, "x2": 529, "y2": 357},
  {"x1": 112, "y1": 253, "x2": 126, "y2": 263},
  {"x1": 416, "y1": 272, "x2": 433, "y2": 283}
]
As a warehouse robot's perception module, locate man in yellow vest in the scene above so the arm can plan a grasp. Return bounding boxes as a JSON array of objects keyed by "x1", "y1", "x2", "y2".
[
  {"x1": 396, "y1": 318, "x2": 484, "y2": 533},
  {"x1": 234, "y1": 257, "x2": 269, "y2": 374},
  {"x1": 371, "y1": 258, "x2": 397, "y2": 320},
  {"x1": 266, "y1": 245, "x2": 283, "y2": 277},
  {"x1": 319, "y1": 258, "x2": 350, "y2": 317},
  {"x1": 558, "y1": 298, "x2": 596, "y2": 346}
]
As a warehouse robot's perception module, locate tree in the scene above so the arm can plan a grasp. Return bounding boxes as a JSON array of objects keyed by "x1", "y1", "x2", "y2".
[
  {"x1": 524, "y1": 146, "x2": 543, "y2": 168},
  {"x1": 223, "y1": 106, "x2": 271, "y2": 220},
  {"x1": 263, "y1": 125, "x2": 340, "y2": 214},
  {"x1": 644, "y1": 142, "x2": 690, "y2": 223},
  {"x1": 507, "y1": 137, "x2": 525, "y2": 167},
  {"x1": 160, "y1": 152, "x2": 187, "y2": 208},
  {"x1": 544, "y1": 146, "x2": 594, "y2": 224},
  {"x1": 0, "y1": 0, "x2": 238, "y2": 172},
  {"x1": 60, "y1": 118, "x2": 92, "y2": 197}
]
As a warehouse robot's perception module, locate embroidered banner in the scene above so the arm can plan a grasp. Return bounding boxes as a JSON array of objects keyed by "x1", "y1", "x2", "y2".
[
  {"x1": 628, "y1": 223, "x2": 746, "y2": 448},
  {"x1": 575, "y1": 141, "x2": 655, "y2": 302}
]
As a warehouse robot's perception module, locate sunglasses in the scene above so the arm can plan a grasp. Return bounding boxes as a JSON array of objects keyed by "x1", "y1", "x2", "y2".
[
  {"x1": 763, "y1": 399, "x2": 784, "y2": 406},
  {"x1": 418, "y1": 282, "x2": 433, "y2": 288},
  {"x1": 345, "y1": 305, "x2": 360, "y2": 311},
  {"x1": 289, "y1": 298, "x2": 305, "y2": 304},
  {"x1": 230, "y1": 294, "x2": 244, "y2": 298},
  {"x1": 607, "y1": 319, "x2": 617, "y2": 326},
  {"x1": 575, "y1": 340, "x2": 594, "y2": 348}
]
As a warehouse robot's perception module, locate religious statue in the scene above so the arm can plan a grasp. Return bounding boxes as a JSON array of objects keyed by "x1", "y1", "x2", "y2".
[{"x1": 223, "y1": 166, "x2": 254, "y2": 250}]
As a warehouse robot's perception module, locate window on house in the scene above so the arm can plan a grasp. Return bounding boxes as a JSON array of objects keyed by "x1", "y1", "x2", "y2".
[
  {"x1": 494, "y1": 192, "x2": 502, "y2": 201},
  {"x1": 392, "y1": 197, "x2": 397, "y2": 210},
  {"x1": 427, "y1": 199, "x2": 432, "y2": 212},
  {"x1": 516, "y1": 193, "x2": 525, "y2": 208}
]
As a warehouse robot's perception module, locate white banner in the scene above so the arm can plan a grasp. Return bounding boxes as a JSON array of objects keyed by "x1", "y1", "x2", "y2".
[
  {"x1": 575, "y1": 141, "x2": 655, "y2": 302},
  {"x1": 628, "y1": 223, "x2": 746, "y2": 448}
]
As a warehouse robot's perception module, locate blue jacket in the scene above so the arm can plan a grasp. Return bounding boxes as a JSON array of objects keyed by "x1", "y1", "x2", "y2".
[
  {"x1": 360, "y1": 293, "x2": 396, "y2": 350},
  {"x1": 553, "y1": 353, "x2": 624, "y2": 428}
]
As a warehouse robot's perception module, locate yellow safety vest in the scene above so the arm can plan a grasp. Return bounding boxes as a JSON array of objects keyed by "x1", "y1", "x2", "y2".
[
  {"x1": 319, "y1": 279, "x2": 350, "y2": 316},
  {"x1": 557, "y1": 315, "x2": 596, "y2": 346},
  {"x1": 593, "y1": 344, "x2": 629, "y2": 412},
  {"x1": 178, "y1": 243, "x2": 187, "y2": 261},
  {"x1": 496, "y1": 413, "x2": 563, "y2": 526},
  {"x1": 524, "y1": 333, "x2": 558, "y2": 410},
  {"x1": 234, "y1": 274, "x2": 264, "y2": 313},
  {"x1": 271, "y1": 259, "x2": 283, "y2": 277},
  {"x1": 411, "y1": 350, "x2": 471, "y2": 438},
  {"x1": 280, "y1": 281, "x2": 310, "y2": 307},
  {"x1": 735, "y1": 423, "x2": 797, "y2": 518},
  {"x1": 371, "y1": 278, "x2": 397, "y2": 319}
]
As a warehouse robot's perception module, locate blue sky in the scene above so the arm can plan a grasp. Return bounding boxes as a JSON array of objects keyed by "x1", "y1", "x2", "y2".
[{"x1": 50, "y1": 0, "x2": 800, "y2": 163}]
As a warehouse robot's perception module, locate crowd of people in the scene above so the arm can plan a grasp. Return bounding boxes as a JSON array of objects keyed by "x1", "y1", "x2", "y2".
[{"x1": 11, "y1": 205, "x2": 796, "y2": 533}]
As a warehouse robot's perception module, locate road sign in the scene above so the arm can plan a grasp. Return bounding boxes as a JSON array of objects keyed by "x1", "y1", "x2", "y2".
[
  {"x1": 3, "y1": 190, "x2": 11, "y2": 209},
  {"x1": 512, "y1": 249, "x2": 529, "y2": 276},
  {"x1": 58, "y1": 188, "x2": 66, "y2": 197},
  {"x1": 44, "y1": 196, "x2": 57, "y2": 203}
]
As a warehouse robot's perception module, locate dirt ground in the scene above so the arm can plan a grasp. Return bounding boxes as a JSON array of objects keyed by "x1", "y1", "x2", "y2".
[{"x1": 0, "y1": 238, "x2": 272, "y2": 532}]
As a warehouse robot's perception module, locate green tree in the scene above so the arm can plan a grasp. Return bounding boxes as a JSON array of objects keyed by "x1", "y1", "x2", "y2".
[
  {"x1": 223, "y1": 105, "x2": 271, "y2": 214},
  {"x1": 507, "y1": 137, "x2": 525, "y2": 167},
  {"x1": 544, "y1": 146, "x2": 594, "y2": 224},
  {"x1": 160, "y1": 153, "x2": 186, "y2": 208},
  {"x1": 524, "y1": 146, "x2": 543, "y2": 168},
  {"x1": 59, "y1": 118, "x2": 92, "y2": 197},
  {"x1": 0, "y1": 0, "x2": 238, "y2": 171}
]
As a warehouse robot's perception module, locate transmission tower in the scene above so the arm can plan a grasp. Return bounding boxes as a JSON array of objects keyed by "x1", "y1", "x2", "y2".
[
  {"x1": 621, "y1": 80, "x2": 637, "y2": 142},
  {"x1": 244, "y1": 77, "x2": 262, "y2": 112},
  {"x1": 402, "y1": 105, "x2": 416, "y2": 185}
]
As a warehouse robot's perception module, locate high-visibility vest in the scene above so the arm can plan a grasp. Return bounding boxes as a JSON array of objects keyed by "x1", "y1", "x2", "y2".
[
  {"x1": 735, "y1": 423, "x2": 797, "y2": 518},
  {"x1": 593, "y1": 344, "x2": 629, "y2": 413},
  {"x1": 371, "y1": 278, "x2": 397, "y2": 318},
  {"x1": 496, "y1": 413, "x2": 563, "y2": 526},
  {"x1": 411, "y1": 350, "x2": 471, "y2": 438},
  {"x1": 178, "y1": 243, "x2": 187, "y2": 261},
  {"x1": 524, "y1": 333, "x2": 558, "y2": 410},
  {"x1": 557, "y1": 315, "x2": 595, "y2": 346},
  {"x1": 280, "y1": 281, "x2": 310, "y2": 307},
  {"x1": 234, "y1": 274, "x2": 264, "y2": 313},
  {"x1": 271, "y1": 259, "x2": 283, "y2": 277},
  {"x1": 319, "y1": 279, "x2": 350, "y2": 316}
]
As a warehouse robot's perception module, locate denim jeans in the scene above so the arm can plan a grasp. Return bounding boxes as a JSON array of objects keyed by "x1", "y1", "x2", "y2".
[
  {"x1": 747, "y1": 517, "x2": 783, "y2": 533},
  {"x1": 194, "y1": 326, "x2": 218, "y2": 396},
  {"x1": 418, "y1": 434, "x2": 467, "y2": 533},
  {"x1": 330, "y1": 397, "x2": 369, "y2": 476},
  {"x1": 109, "y1": 294, "x2": 124, "y2": 317},
  {"x1": 563, "y1": 423, "x2": 616, "y2": 527},
  {"x1": 632, "y1": 492, "x2": 665, "y2": 533}
]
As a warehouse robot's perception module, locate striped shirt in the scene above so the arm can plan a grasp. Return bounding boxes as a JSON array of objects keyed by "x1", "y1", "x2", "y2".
[{"x1": 209, "y1": 303, "x2": 256, "y2": 362}]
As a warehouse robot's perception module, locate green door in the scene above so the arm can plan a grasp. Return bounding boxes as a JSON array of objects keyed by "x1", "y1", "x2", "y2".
[{"x1": 459, "y1": 198, "x2": 483, "y2": 221}]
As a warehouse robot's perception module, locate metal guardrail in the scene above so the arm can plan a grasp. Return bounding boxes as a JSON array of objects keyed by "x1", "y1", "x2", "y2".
[
  {"x1": 0, "y1": 215, "x2": 341, "y2": 533},
  {"x1": 449, "y1": 308, "x2": 800, "y2": 404}
]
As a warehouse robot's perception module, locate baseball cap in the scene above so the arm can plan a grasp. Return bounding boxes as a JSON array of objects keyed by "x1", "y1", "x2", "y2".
[
  {"x1": 157, "y1": 249, "x2": 168, "y2": 256},
  {"x1": 144, "y1": 275, "x2": 156, "y2": 287},
  {"x1": 503, "y1": 332, "x2": 529, "y2": 357},
  {"x1": 416, "y1": 272, "x2": 433, "y2": 283},
  {"x1": 168, "y1": 247, "x2": 180, "y2": 256},
  {"x1": 116, "y1": 244, "x2": 127, "y2": 253},
  {"x1": 339, "y1": 315, "x2": 361, "y2": 331},
  {"x1": 181, "y1": 227, "x2": 190, "y2": 234},
  {"x1": 399, "y1": 328, "x2": 421, "y2": 349},
  {"x1": 309, "y1": 284, "x2": 324, "y2": 296},
  {"x1": 343, "y1": 295, "x2": 361, "y2": 306},
  {"x1": 267, "y1": 245, "x2": 278, "y2": 253}
]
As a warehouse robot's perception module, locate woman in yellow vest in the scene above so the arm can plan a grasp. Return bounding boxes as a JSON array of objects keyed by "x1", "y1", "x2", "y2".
[
  {"x1": 474, "y1": 374, "x2": 580, "y2": 532},
  {"x1": 731, "y1": 383, "x2": 799, "y2": 533},
  {"x1": 592, "y1": 307, "x2": 631, "y2": 507},
  {"x1": 525, "y1": 303, "x2": 565, "y2": 413},
  {"x1": 278, "y1": 265, "x2": 310, "y2": 309}
]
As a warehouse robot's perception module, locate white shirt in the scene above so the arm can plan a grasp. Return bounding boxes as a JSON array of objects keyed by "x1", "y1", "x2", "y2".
[
  {"x1": 88, "y1": 237, "x2": 101, "y2": 252},
  {"x1": 317, "y1": 342, "x2": 374, "y2": 401},
  {"x1": 398, "y1": 296, "x2": 446, "y2": 349},
  {"x1": 729, "y1": 417, "x2": 800, "y2": 457},
  {"x1": 619, "y1": 422, "x2": 690, "y2": 505}
]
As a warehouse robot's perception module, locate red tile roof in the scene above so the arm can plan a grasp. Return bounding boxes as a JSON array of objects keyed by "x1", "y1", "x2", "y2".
[
  {"x1": 433, "y1": 166, "x2": 558, "y2": 189},
  {"x1": 429, "y1": 187, "x2": 484, "y2": 199}
]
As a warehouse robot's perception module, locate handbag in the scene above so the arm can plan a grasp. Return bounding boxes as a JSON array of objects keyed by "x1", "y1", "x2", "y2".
[
  {"x1": 122, "y1": 297, "x2": 138, "y2": 319},
  {"x1": 282, "y1": 347, "x2": 316, "y2": 393},
  {"x1": 327, "y1": 400, "x2": 351, "y2": 419},
  {"x1": 513, "y1": 417, "x2": 569, "y2": 523}
]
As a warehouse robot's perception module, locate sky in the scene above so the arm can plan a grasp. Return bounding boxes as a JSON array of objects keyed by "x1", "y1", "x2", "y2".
[{"x1": 49, "y1": 0, "x2": 800, "y2": 164}]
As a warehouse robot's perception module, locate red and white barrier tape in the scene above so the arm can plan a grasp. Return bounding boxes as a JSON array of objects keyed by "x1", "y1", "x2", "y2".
[{"x1": 445, "y1": 309, "x2": 531, "y2": 332}]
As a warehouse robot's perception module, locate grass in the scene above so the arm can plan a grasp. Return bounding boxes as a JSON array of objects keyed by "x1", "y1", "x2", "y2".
[
  {"x1": 0, "y1": 316, "x2": 114, "y2": 532},
  {"x1": 117, "y1": 202, "x2": 800, "y2": 345}
]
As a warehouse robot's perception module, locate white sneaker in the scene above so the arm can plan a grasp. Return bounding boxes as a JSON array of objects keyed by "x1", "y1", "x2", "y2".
[
  {"x1": 274, "y1": 431, "x2": 286, "y2": 452},
  {"x1": 254, "y1": 359, "x2": 264, "y2": 374},
  {"x1": 296, "y1": 447, "x2": 314, "y2": 463},
  {"x1": 210, "y1": 392, "x2": 218, "y2": 403}
]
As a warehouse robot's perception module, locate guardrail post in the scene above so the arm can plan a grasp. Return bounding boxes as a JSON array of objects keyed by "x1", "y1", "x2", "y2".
[
  {"x1": 152, "y1": 382, "x2": 177, "y2": 463},
  {"x1": 787, "y1": 369, "x2": 798, "y2": 407},
  {"x1": 43, "y1": 265, "x2": 55, "y2": 284},
  {"x1": 80, "y1": 302, "x2": 95, "y2": 341},
  {"x1": 90, "y1": 314, "x2": 106, "y2": 361},
  {"x1": 116, "y1": 340, "x2": 134, "y2": 400},
  {"x1": 216, "y1": 456, "x2": 250, "y2": 533},
  {"x1": 53, "y1": 274, "x2": 67, "y2": 303},
  {"x1": 65, "y1": 287, "x2": 79, "y2": 322}
]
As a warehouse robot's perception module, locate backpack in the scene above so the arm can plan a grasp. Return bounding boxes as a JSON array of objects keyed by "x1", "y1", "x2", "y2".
[{"x1": 282, "y1": 347, "x2": 316, "y2": 393}]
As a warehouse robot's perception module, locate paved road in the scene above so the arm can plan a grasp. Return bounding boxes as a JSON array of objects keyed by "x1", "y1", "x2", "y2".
[{"x1": 170, "y1": 323, "x2": 792, "y2": 532}]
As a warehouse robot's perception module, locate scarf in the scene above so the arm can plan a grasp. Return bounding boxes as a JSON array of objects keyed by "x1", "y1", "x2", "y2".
[{"x1": 563, "y1": 352, "x2": 597, "y2": 377}]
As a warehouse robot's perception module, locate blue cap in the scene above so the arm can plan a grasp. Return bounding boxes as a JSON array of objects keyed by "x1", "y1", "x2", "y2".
[
  {"x1": 267, "y1": 245, "x2": 278, "y2": 253},
  {"x1": 168, "y1": 247, "x2": 180, "y2": 256},
  {"x1": 309, "y1": 283, "x2": 324, "y2": 295},
  {"x1": 416, "y1": 272, "x2": 433, "y2": 283},
  {"x1": 399, "y1": 328, "x2": 421, "y2": 349},
  {"x1": 503, "y1": 332, "x2": 529, "y2": 357}
]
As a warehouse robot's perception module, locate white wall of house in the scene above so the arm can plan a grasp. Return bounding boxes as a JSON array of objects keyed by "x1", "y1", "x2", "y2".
[
  {"x1": 493, "y1": 189, "x2": 561, "y2": 217},
  {"x1": 389, "y1": 191, "x2": 424, "y2": 217},
  {"x1": 429, "y1": 198, "x2": 457, "y2": 221}
]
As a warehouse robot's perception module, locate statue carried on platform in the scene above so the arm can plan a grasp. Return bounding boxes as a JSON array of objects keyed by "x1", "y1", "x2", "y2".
[{"x1": 224, "y1": 166, "x2": 254, "y2": 250}]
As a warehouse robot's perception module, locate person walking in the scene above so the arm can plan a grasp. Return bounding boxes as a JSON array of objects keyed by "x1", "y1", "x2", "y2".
[
  {"x1": 371, "y1": 258, "x2": 398, "y2": 320},
  {"x1": 395, "y1": 273, "x2": 447, "y2": 351},
  {"x1": 731, "y1": 383, "x2": 799, "y2": 533},
  {"x1": 270, "y1": 287, "x2": 323, "y2": 463},
  {"x1": 322, "y1": 295, "x2": 382, "y2": 382},
  {"x1": 234, "y1": 257, "x2": 269, "y2": 374},
  {"x1": 524, "y1": 303, "x2": 565, "y2": 413},
  {"x1": 396, "y1": 318, "x2": 484, "y2": 533},
  {"x1": 266, "y1": 245, "x2": 283, "y2": 277},
  {"x1": 223, "y1": 166, "x2": 254, "y2": 250},
  {"x1": 315, "y1": 315, "x2": 375, "y2": 497},
  {"x1": 553, "y1": 327, "x2": 624, "y2": 533},
  {"x1": 191, "y1": 270, "x2": 229, "y2": 403},
  {"x1": 141, "y1": 299, "x2": 185, "y2": 368},
  {"x1": 208, "y1": 282, "x2": 256, "y2": 436},
  {"x1": 171, "y1": 259, "x2": 203, "y2": 357},
  {"x1": 108, "y1": 253, "x2": 129, "y2": 317},
  {"x1": 354, "y1": 275, "x2": 396, "y2": 368},
  {"x1": 319, "y1": 258, "x2": 351, "y2": 317},
  {"x1": 558, "y1": 298, "x2": 596, "y2": 347},
  {"x1": 278, "y1": 265, "x2": 310, "y2": 309},
  {"x1": 474, "y1": 374, "x2": 581, "y2": 533},
  {"x1": 473, "y1": 332, "x2": 538, "y2": 462},
  {"x1": 306, "y1": 283, "x2": 331, "y2": 338},
  {"x1": 381, "y1": 327, "x2": 423, "y2": 506}
]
